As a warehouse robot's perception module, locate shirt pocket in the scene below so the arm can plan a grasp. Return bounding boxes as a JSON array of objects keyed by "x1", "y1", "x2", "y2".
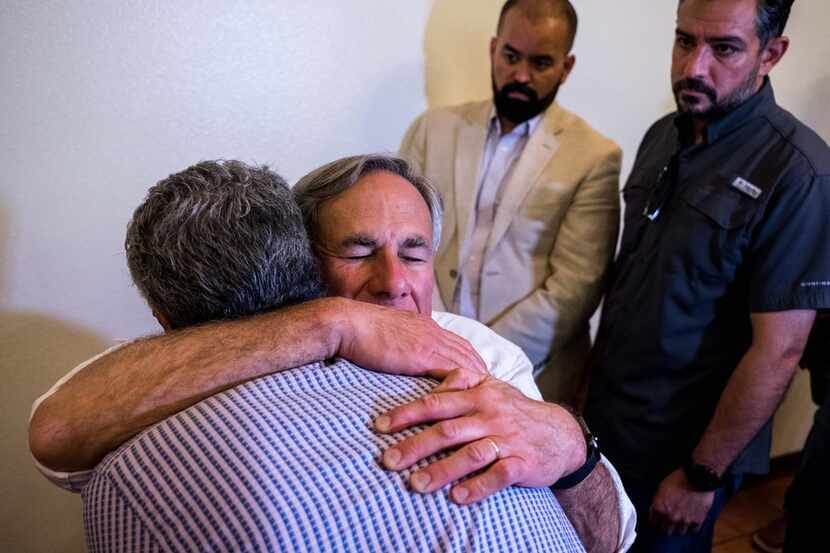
[
  {"x1": 669, "y1": 173, "x2": 762, "y2": 282},
  {"x1": 680, "y1": 174, "x2": 761, "y2": 230}
]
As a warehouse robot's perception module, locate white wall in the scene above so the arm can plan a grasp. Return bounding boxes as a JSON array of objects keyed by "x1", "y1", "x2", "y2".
[{"x1": 2, "y1": 2, "x2": 828, "y2": 551}]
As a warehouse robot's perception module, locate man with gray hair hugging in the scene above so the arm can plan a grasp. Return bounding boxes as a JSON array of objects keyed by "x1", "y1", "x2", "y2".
[{"x1": 32, "y1": 155, "x2": 634, "y2": 552}]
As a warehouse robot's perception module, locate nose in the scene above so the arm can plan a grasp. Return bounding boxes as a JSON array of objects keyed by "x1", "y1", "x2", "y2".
[
  {"x1": 682, "y1": 45, "x2": 711, "y2": 80},
  {"x1": 511, "y1": 59, "x2": 531, "y2": 84},
  {"x1": 367, "y1": 250, "x2": 409, "y2": 300}
]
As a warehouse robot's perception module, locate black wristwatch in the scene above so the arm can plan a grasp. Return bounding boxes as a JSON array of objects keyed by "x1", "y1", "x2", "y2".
[
  {"x1": 551, "y1": 414, "x2": 601, "y2": 490},
  {"x1": 683, "y1": 461, "x2": 724, "y2": 491}
]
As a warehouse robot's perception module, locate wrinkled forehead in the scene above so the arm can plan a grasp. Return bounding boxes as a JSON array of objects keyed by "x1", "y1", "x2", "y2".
[{"x1": 316, "y1": 171, "x2": 434, "y2": 249}]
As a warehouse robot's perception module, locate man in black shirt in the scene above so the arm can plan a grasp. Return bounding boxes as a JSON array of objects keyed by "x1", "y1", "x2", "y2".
[{"x1": 584, "y1": 1, "x2": 830, "y2": 551}]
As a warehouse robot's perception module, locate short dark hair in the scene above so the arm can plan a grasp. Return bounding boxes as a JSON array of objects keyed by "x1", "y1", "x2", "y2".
[
  {"x1": 754, "y1": 0, "x2": 794, "y2": 45},
  {"x1": 678, "y1": 0, "x2": 794, "y2": 45},
  {"x1": 496, "y1": 0, "x2": 578, "y2": 52},
  {"x1": 126, "y1": 160, "x2": 324, "y2": 329}
]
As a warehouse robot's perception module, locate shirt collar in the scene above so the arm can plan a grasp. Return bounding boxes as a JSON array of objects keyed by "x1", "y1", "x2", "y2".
[
  {"x1": 488, "y1": 108, "x2": 543, "y2": 138},
  {"x1": 674, "y1": 77, "x2": 776, "y2": 145}
]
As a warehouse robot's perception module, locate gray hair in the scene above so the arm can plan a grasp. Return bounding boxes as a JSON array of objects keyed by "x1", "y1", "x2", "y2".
[
  {"x1": 293, "y1": 154, "x2": 444, "y2": 251},
  {"x1": 126, "y1": 160, "x2": 324, "y2": 329}
]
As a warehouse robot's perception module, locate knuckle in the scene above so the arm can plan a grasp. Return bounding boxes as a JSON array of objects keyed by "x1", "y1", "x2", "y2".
[
  {"x1": 479, "y1": 383, "x2": 507, "y2": 404},
  {"x1": 419, "y1": 393, "x2": 443, "y2": 411},
  {"x1": 425, "y1": 461, "x2": 450, "y2": 484},
  {"x1": 466, "y1": 442, "x2": 491, "y2": 465},
  {"x1": 466, "y1": 477, "x2": 488, "y2": 497},
  {"x1": 435, "y1": 420, "x2": 459, "y2": 441},
  {"x1": 494, "y1": 459, "x2": 520, "y2": 484}
]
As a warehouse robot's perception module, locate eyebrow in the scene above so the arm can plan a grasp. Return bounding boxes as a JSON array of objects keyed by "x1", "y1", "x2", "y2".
[
  {"x1": 503, "y1": 43, "x2": 521, "y2": 55},
  {"x1": 675, "y1": 29, "x2": 747, "y2": 47},
  {"x1": 335, "y1": 233, "x2": 431, "y2": 252},
  {"x1": 340, "y1": 234, "x2": 377, "y2": 248},
  {"x1": 503, "y1": 42, "x2": 555, "y2": 64},
  {"x1": 401, "y1": 236, "x2": 431, "y2": 250}
]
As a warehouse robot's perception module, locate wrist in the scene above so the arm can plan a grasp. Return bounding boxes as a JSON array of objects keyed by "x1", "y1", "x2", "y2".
[
  {"x1": 561, "y1": 407, "x2": 588, "y2": 473},
  {"x1": 551, "y1": 406, "x2": 600, "y2": 490},
  {"x1": 299, "y1": 297, "x2": 349, "y2": 360},
  {"x1": 682, "y1": 459, "x2": 725, "y2": 492}
]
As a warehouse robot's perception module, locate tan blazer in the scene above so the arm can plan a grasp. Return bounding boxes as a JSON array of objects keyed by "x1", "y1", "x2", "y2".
[{"x1": 400, "y1": 100, "x2": 621, "y2": 402}]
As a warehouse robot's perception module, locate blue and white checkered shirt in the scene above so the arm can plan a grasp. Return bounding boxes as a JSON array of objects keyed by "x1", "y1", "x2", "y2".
[{"x1": 83, "y1": 359, "x2": 585, "y2": 553}]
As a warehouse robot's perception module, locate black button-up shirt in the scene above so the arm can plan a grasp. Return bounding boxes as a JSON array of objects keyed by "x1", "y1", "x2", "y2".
[{"x1": 585, "y1": 81, "x2": 830, "y2": 481}]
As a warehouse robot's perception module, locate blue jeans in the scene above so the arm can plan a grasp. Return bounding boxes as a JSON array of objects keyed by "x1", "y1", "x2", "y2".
[{"x1": 624, "y1": 471, "x2": 742, "y2": 553}]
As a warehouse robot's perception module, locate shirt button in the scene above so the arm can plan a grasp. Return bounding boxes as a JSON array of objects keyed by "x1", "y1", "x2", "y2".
[{"x1": 450, "y1": 269, "x2": 458, "y2": 279}]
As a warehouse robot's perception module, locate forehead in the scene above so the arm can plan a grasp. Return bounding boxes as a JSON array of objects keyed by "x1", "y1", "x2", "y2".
[
  {"x1": 676, "y1": 0, "x2": 758, "y2": 40},
  {"x1": 317, "y1": 170, "x2": 433, "y2": 245},
  {"x1": 497, "y1": 7, "x2": 571, "y2": 55}
]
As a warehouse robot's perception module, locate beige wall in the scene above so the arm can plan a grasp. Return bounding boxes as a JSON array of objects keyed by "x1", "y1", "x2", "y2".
[{"x1": 2, "y1": 1, "x2": 828, "y2": 551}]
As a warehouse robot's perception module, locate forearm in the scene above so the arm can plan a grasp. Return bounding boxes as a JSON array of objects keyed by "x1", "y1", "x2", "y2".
[
  {"x1": 555, "y1": 461, "x2": 620, "y2": 553},
  {"x1": 29, "y1": 297, "x2": 345, "y2": 472},
  {"x1": 692, "y1": 343, "x2": 802, "y2": 474}
]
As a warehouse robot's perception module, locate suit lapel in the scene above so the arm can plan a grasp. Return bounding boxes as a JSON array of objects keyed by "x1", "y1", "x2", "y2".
[
  {"x1": 453, "y1": 103, "x2": 490, "y2": 265},
  {"x1": 486, "y1": 103, "x2": 565, "y2": 256}
]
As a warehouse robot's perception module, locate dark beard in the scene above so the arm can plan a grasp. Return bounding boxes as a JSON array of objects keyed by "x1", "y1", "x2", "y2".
[
  {"x1": 672, "y1": 63, "x2": 760, "y2": 121},
  {"x1": 492, "y1": 76, "x2": 560, "y2": 125}
]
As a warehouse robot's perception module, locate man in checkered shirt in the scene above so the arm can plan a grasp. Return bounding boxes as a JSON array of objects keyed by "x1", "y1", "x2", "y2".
[{"x1": 80, "y1": 158, "x2": 593, "y2": 553}]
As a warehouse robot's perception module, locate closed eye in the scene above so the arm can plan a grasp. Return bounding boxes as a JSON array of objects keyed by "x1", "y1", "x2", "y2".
[{"x1": 401, "y1": 255, "x2": 427, "y2": 263}]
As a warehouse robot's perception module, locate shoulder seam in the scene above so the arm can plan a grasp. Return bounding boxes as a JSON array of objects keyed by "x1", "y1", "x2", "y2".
[{"x1": 761, "y1": 114, "x2": 829, "y2": 178}]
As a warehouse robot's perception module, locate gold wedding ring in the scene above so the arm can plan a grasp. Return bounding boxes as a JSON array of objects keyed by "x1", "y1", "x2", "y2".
[{"x1": 485, "y1": 438, "x2": 501, "y2": 460}]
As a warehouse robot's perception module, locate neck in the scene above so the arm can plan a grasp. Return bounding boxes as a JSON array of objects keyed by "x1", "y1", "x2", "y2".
[
  {"x1": 498, "y1": 113, "x2": 518, "y2": 136},
  {"x1": 691, "y1": 119, "x2": 707, "y2": 145}
]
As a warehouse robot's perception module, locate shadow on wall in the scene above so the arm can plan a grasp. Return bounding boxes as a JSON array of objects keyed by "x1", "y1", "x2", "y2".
[
  {"x1": 804, "y1": 76, "x2": 830, "y2": 141},
  {"x1": 423, "y1": 0, "x2": 499, "y2": 109},
  {"x1": 0, "y1": 311, "x2": 109, "y2": 553}
]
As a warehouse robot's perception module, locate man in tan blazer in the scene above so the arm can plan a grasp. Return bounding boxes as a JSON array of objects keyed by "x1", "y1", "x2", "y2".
[{"x1": 400, "y1": 0, "x2": 621, "y2": 402}]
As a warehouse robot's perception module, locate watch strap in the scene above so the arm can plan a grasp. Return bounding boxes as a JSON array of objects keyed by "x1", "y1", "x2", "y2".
[
  {"x1": 551, "y1": 415, "x2": 601, "y2": 491},
  {"x1": 683, "y1": 460, "x2": 724, "y2": 491}
]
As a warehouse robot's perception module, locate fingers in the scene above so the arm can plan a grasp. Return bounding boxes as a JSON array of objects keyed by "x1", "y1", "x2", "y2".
[
  {"x1": 448, "y1": 458, "x2": 523, "y2": 504},
  {"x1": 380, "y1": 413, "x2": 489, "y2": 471},
  {"x1": 649, "y1": 509, "x2": 672, "y2": 535},
  {"x1": 374, "y1": 388, "x2": 479, "y2": 434},
  {"x1": 430, "y1": 368, "x2": 487, "y2": 392},
  {"x1": 434, "y1": 333, "x2": 486, "y2": 374},
  {"x1": 649, "y1": 508, "x2": 700, "y2": 536},
  {"x1": 408, "y1": 437, "x2": 504, "y2": 494}
]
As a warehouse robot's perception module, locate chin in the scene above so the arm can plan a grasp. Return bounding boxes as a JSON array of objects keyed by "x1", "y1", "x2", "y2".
[{"x1": 679, "y1": 101, "x2": 710, "y2": 116}]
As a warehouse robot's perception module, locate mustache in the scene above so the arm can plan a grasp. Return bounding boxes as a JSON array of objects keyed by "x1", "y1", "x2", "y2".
[
  {"x1": 673, "y1": 78, "x2": 717, "y2": 102},
  {"x1": 500, "y1": 82, "x2": 538, "y2": 102}
]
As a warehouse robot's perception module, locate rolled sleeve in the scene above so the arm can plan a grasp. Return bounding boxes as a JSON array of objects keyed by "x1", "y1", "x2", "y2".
[
  {"x1": 749, "y1": 174, "x2": 830, "y2": 312},
  {"x1": 29, "y1": 342, "x2": 129, "y2": 492}
]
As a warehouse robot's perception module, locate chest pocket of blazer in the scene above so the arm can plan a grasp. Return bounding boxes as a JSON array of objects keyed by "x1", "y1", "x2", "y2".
[{"x1": 509, "y1": 182, "x2": 573, "y2": 247}]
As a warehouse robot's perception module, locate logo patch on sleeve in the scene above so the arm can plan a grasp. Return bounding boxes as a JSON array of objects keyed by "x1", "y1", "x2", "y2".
[{"x1": 731, "y1": 176, "x2": 762, "y2": 199}]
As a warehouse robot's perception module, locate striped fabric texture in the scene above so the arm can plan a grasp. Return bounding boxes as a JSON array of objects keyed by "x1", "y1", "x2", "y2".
[{"x1": 83, "y1": 359, "x2": 585, "y2": 553}]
